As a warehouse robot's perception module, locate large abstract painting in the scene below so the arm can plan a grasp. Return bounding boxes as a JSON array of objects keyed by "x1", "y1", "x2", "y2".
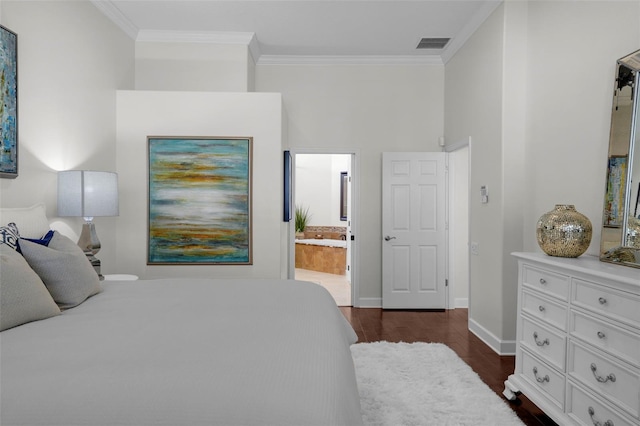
[
  {"x1": 148, "y1": 137, "x2": 252, "y2": 264},
  {"x1": 1, "y1": 25, "x2": 18, "y2": 179}
]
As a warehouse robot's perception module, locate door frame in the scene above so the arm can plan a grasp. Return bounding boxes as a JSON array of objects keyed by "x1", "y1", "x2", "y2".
[
  {"x1": 444, "y1": 137, "x2": 471, "y2": 310},
  {"x1": 287, "y1": 147, "x2": 361, "y2": 307}
]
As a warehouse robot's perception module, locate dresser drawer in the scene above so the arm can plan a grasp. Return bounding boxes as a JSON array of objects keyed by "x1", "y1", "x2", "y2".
[
  {"x1": 522, "y1": 290, "x2": 568, "y2": 331},
  {"x1": 572, "y1": 278, "x2": 640, "y2": 329},
  {"x1": 571, "y1": 311, "x2": 640, "y2": 367},
  {"x1": 567, "y1": 382, "x2": 637, "y2": 426},
  {"x1": 568, "y1": 341, "x2": 640, "y2": 418},
  {"x1": 520, "y1": 350, "x2": 565, "y2": 409},
  {"x1": 521, "y1": 316, "x2": 566, "y2": 371},
  {"x1": 522, "y1": 265, "x2": 569, "y2": 301}
]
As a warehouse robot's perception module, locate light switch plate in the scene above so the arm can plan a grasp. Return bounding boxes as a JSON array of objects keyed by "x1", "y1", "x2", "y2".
[
  {"x1": 470, "y1": 242, "x2": 479, "y2": 255},
  {"x1": 480, "y1": 186, "x2": 489, "y2": 204}
]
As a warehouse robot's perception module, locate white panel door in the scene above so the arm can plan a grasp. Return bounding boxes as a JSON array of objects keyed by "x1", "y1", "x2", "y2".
[{"x1": 382, "y1": 152, "x2": 447, "y2": 309}]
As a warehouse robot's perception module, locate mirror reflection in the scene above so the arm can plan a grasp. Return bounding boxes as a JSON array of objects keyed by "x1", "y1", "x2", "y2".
[
  {"x1": 340, "y1": 171, "x2": 348, "y2": 221},
  {"x1": 600, "y1": 49, "x2": 640, "y2": 268}
]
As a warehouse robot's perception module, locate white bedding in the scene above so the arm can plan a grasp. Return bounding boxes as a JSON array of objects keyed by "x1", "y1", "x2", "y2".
[{"x1": 0, "y1": 278, "x2": 363, "y2": 426}]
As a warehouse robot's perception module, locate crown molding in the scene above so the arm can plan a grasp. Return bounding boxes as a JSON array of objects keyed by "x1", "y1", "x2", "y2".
[
  {"x1": 90, "y1": 0, "x2": 138, "y2": 39},
  {"x1": 440, "y1": 0, "x2": 502, "y2": 64},
  {"x1": 247, "y1": 36, "x2": 262, "y2": 65},
  {"x1": 257, "y1": 55, "x2": 443, "y2": 66},
  {"x1": 136, "y1": 30, "x2": 253, "y2": 45},
  {"x1": 90, "y1": 0, "x2": 261, "y2": 62}
]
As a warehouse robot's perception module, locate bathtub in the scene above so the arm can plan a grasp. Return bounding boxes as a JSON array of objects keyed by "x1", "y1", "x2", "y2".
[
  {"x1": 295, "y1": 239, "x2": 347, "y2": 275},
  {"x1": 295, "y1": 239, "x2": 347, "y2": 248}
]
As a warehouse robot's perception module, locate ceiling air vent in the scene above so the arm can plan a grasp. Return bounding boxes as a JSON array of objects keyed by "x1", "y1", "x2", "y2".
[{"x1": 416, "y1": 38, "x2": 450, "y2": 50}]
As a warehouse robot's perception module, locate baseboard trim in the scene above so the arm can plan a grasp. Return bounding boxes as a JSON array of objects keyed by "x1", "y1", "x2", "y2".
[
  {"x1": 356, "y1": 297, "x2": 382, "y2": 308},
  {"x1": 468, "y1": 318, "x2": 516, "y2": 356},
  {"x1": 454, "y1": 298, "x2": 469, "y2": 308},
  {"x1": 358, "y1": 297, "x2": 468, "y2": 310}
]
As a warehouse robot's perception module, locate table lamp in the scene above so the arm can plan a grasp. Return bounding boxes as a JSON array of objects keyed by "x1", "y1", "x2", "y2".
[{"x1": 57, "y1": 170, "x2": 119, "y2": 279}]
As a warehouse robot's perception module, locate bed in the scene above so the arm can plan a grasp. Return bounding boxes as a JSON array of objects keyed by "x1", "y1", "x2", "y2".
[{"x1": 0, "y1": 205, "x2": 364, "y2": 426}]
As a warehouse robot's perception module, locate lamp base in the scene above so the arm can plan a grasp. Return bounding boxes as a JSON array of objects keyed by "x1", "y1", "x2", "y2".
[
  {"x1": 77, "y1": 222, "x2": 104, "y2": 280},
  {"x1": 86, "y1": 254, "x2": 103, "y2": 281}
]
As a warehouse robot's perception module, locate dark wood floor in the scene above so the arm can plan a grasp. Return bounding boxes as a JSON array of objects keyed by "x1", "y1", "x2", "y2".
[{"x1": 339, "y1": 307, "x2": 559, "y2": 426}]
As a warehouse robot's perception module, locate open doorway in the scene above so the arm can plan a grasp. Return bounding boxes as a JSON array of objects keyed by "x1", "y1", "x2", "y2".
[
  {"x1": 293, "y1": 153, "x2": 354, "y2": 306},
  {"x1": 446, "y1": 142, "x2": 470, "y2": 309}
]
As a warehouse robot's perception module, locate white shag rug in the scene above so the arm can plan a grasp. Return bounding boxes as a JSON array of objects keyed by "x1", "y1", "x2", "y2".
[{"x1": 351, "y1": 342, "x2": 525, "y2": 426}]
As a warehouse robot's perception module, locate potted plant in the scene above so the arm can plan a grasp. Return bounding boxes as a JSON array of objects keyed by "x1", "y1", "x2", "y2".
[{"x1": 295, "y1": 205, "x2": 311, "y2": 239}]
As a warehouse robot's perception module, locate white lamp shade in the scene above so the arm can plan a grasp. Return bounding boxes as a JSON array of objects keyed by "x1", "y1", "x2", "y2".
[{"x1": 58, "y1": 171, "x2": 119, "y2": 218}]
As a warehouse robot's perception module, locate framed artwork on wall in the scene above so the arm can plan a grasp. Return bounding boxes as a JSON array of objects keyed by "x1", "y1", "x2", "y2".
[
  {"x1": 603, "y1": 155, "x2": 627, "y2": 227},
  {"x1": 147, "y1": 136, "x2": 253, "y2": 264},
  {"x1": 283, "y1": 150, "x2": 292, "y2": 222},
  {"x1": 1, "y1": 25, "x2": 18, "y2": 179}
]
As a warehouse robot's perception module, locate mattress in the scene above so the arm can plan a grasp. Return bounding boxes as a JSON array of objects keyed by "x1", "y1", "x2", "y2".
[{"x1": 0, "y1": 278, "x2": 363, "y2": 425}]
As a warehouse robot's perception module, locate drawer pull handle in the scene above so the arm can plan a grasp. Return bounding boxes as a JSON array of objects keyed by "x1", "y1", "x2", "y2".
[
  {"x1": 598, "y1": 297, "x2": 607, "y2": 305},
  {"x1": 590, "y1": 363, "x2": 616, "y2": 383},
  {"x1": 539, "y1": 278, "x2": 547, "y2": 285},
  {"x1": 538, "y1": 305, "x2": 545, "y2": 312},
  {"x1": 532, "y1": 367, "x2": 549, "y2": 383},
  {"x1": 597, "y1": 331, "x2": 606, "y2": 339},
  {"x1": 533, "y1": 332, "x2": 550, "y2": 346},
  {"x1": 588, "y1": 406, "x2": 614, "y2": 426}
]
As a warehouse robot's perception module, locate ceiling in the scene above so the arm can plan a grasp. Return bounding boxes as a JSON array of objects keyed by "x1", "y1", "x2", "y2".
[{"x1": 92, "y1": 0, "x2": 502, "y2": 64}]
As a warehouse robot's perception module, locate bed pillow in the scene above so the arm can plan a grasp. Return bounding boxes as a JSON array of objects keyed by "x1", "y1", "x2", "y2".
[
  {"x1": 0, "y1": 222, "x2": 20, "y2": 250},
  {"x1": 19, "y1": 231, "x2": 102, "y2": 309},
  {"x1": 0, "y1": 244, "x2": 61, "y2": 331},
  {"x1": 0, "y1": 203, "x2": 50, "y2": 239},
  {"x1": 18, "y1": 229, "x2": 55, "y2": 251}
]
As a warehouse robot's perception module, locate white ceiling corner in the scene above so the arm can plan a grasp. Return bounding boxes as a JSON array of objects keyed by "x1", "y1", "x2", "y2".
[
  {"x1": 248, "y1": 35, "x2": 261, "y2": 65},
  {"x1": 440, "y1": 0, "x2": 502, "y2": 64},
  {"x1": 90, "y1": 0, "x2": 138, "y2": 40}
]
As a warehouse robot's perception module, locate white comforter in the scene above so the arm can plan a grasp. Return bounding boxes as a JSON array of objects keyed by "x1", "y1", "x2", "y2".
[{"x1": 0, "y1": 278, "x2": 363, "y2": 426}]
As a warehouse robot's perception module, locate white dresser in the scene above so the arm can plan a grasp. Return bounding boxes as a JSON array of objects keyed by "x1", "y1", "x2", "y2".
[{"x1": 504, "y1": 253, "x2": 640, "y2": 426}]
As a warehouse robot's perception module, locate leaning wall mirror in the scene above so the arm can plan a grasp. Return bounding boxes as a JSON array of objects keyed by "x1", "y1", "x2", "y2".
[{"x1": 600, "y1": 49, "x2": 640, "y2": 268}]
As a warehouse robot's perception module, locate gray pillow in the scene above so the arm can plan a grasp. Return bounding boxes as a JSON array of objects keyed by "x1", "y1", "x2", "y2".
[
  {"x1": 0, "y1": 244, "x2": 61, "y2": 331},
  {"x1": 19, "y1": 231, "x2": 102, "y2": 309}
]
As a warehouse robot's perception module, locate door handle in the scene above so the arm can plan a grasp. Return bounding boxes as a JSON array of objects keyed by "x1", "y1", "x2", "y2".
[{"x1": 384, "y1": 236, "x2": 396, "y2": 241}]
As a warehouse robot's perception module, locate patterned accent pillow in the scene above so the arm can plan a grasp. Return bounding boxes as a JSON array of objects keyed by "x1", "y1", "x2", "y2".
[
  {"x1": 17, "y1": 230, "x2": 55, "y2": 253},
  {"x1": 0, "y1": 222, "x2": 20, "y2": 250}
]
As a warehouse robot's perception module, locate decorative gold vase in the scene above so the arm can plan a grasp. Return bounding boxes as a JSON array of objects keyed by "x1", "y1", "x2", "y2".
[{"x1": 536, "y1": 205, "x2": 592, "y2": 258}]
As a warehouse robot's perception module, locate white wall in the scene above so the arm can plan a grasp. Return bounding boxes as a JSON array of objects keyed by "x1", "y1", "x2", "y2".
[
  {"x1": 523, "y1": 1, "x2": 640, "y2": 253},
  {"x1": 295, "y1": 154, "x2": 349, "y2": 227},
  {"x1": 445, "y1": 0, "x2": 640, "y2": 353},
  {"x1": 445, "y1": 4, "x2": 507, "y2": 350},
  {"x1": 115, "y1": 91, "x2": 285, "y2": 279},
  {"x1": 0, "y1": 0, "x2": 134, "y2": 273},
  {"x1": 257, "y1": 64, "x2": 444, "y2": 304},
  {"x1": 135, "y1": 41, "x2": 253, "y2": 92}
]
